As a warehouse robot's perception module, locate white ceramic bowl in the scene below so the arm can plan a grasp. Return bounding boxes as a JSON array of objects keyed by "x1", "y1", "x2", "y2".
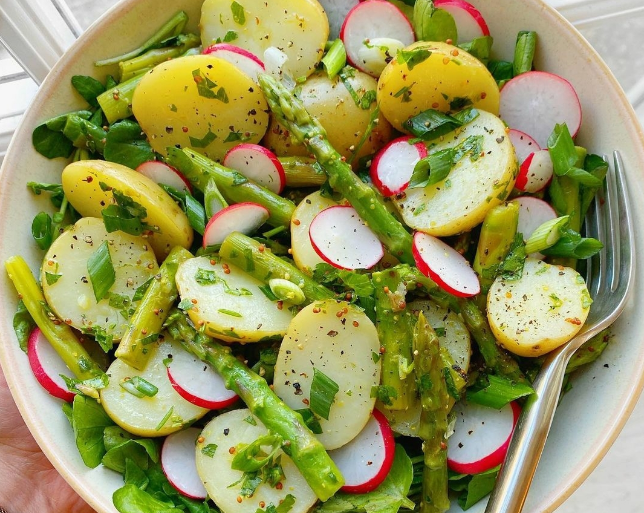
[{"x1": 0, "y1": 1, "x2": 643, "y2": 512}]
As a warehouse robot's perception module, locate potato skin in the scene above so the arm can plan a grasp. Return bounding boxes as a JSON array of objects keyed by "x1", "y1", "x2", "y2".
[
  {"x1": 132, "y1": 55, "x2": 269, "y2": 162},
  {"x1": 378, "y1": 41, "x2": 500, "y2": 132},
  {"x1": 262, "y1": 71, "x2": 393, "y2": 166},
  {"x1": 62, "y1": 160, "x2": 193, "y2": 259}
]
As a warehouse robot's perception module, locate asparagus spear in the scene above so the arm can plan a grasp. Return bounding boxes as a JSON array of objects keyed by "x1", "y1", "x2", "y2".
[
  {"x1": 165, "y1": 311, "x2": 344, "y2": 501},
  {"x1": 219, "y1": 232, "x2": 335, "y2": 304},
  {"x1": 257, "y1": 74, "x2": 414, "y2": 264},
  {"x1": 279, "y1": 156, "x2": 327, "y2": 188},
  {"x1": 473, "y1": 202, "x2": 519, "y2": 303},
  {"x1": 115, "y1": 246, "x2": 193, "y2": 370},
  {"x1": 96, "y1": 74, "x2": 145, "y2": 124},
  {"x1": 165, "y1": 147, "x2": 295, "y2": 228},
  {"x1": 5, "y1": 256, "x2": 104, "y2": 380},
  {"x1": 413, "y1": 312, "x2": 450, "y2": 513},
  {"x1": 458, "y1": 298, "x2": 528, "y2": 384},
  {"x1": 372, "y1": 267, "x2": 417, "y2": 411}
]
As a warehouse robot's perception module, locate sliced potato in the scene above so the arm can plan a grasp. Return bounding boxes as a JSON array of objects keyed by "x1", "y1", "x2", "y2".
[
  {"x1": 132, "y1": 55, "x2": 269, "y2": 162},
  {"x1": 41, "y1": 217, "x2": 158, "y2": 341},
  {"x1": 196, "y1": 409, "x2": 317, "y2": 513},
  {"x1": 273, "y1": 300, "x2": 380, "y2": 449},
  {"x1": 175, "y1": 256, "x2": 295, "y2": 342},
  {"x1": 408, "y1": 300, "x2": 471, "y2": 373},
  {"x1": 62, "y1": 160, "x2": 193, "y2": 259},
  {"x1": 392, "y1": 110, "x2": 517, "y2": 236},
  {"x1": 262, "y1": 71, "x2": 393, "y2": 166},
  {"x1": 100, "y1": 336, "x2": 209, "y2": 437},
  {"x1": 291, "y1": 191, "x2": 337, "y2": 274},
  {"x1": 201, "y1": 0, "x2": 328, "y2": 79},
  {"x1": 487, "y1": 258, "x2": 592, "y2": 357},
  {"x1": 378, "y1": 41, "x2": 500, "y2": 132}
]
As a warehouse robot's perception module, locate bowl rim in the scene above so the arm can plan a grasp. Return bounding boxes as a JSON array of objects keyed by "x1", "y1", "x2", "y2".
[{"x1": 1, "y1": 0, "x2": 643, "y2": 512}]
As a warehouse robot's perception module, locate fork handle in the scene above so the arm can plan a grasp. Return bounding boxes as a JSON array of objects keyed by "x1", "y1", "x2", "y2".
[{"x1": 484, "y1": 347, "x2": 570, "y2": 513}]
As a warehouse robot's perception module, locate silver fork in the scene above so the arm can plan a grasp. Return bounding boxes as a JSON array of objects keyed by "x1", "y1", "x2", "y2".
[{"x1": 484, "y1": 151, "x2": 635, "y2": 513}]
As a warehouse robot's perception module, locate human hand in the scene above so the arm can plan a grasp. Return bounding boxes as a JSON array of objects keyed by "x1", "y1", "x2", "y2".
[{"x1": 0, "y1": 363, "x2": 94, "y2": 513}]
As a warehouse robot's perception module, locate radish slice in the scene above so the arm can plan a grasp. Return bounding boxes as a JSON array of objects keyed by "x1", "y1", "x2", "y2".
[
  {"x1": 412, "y1": 232, "x2": 480, "y2": 297},
  {"x1": 309, "y1": 205, "x2": 384, "y2": 270},
  {"x1": 202, "y1": 202, "x2": 269, "y2": 248},
  {"x1": 434, "y1": 0, "x2": 490, "y2": 42},
  {"x1": 167, "y1": 350, "x2": 238, "y2": 410},
  {"x1": 223, "y1": 143, "x2": 286, "y2": 194},
  {"x1": 136, "y1": 161, "x2": 191, "y2": 193},
  {"x1": 516, "y1": 196, "x2": 558, "y2": 241},
  {"x1": 516, "y1": 149, "x2": 553, "y2": 193},
  {"x1": 162, "y1": 427, "x2": 208, "y2": 499},
  {"x1": 447, "y1": 401, "x2": 520, "y2": 474},
  {"x1": 370, "y1": 136, "x2": 427, "y2": 197},
  {"x1": 27, "y1": 328, "x2": 75, "y2": 402},
  {"x1": 508, "y1": 129, "x2": 540, "y2": 165},
  {"x1": 328, "y1": 409, "x2": 395, "y2": 493},
  {"x1": 203, "y1": 44, "x2": 265, "y2": 82},
  {"x1": 340, "y1": 0, "x2": 415, "y2": 76},
  {"x1": 499, "y1": 71, "x2": 582, "y2": 148}
]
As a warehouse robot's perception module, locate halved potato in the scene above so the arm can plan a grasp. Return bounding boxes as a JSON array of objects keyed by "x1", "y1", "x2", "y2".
[
  {"x1": 273, "y1": 300, "x2": 381, "y2": 449},
  {"x1": 487, "y1": 258, "x2": 592, "y2": 357},
  {"x1": 263, "y1": 70, "x2": 393, "y2": 166},
  {"x1": 392, "y1": 110, "x2": 517, "y2": 236},
  {"x1": 175, "y1": 256, "x2": 296, "y2": 342},
  {"x1": 378, "y1": 41, "x2": 500, "y2": 132},
  {"x1": 201, "y1": 0, "x2": 328, "y2": 79},
  {"x1": 100, "y1": 336, "x2": 209, "y2": 437},
  {"x1": 132, "y1": 55, "x2": 269, "y2": 162},
  {"x1": 41, "y1": 217, "x2": 158, "y2": 341},
  {"x1": 62, "y1": 160, "x2": 193, "y2": 259},
  {"x1": 291, "y1": 191, "x2": 337, "y2": 274},
  {"x1": 195, "y1": 409, "x2": 317, "y2": 513}
]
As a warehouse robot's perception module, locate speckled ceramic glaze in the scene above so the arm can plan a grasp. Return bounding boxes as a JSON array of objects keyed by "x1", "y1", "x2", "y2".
[{"x1": 0, "y1": 1, "x2": 643, "y2": 512}]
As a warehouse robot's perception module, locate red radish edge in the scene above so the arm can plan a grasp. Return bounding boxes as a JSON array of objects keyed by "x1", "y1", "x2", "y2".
[
  {"x1": 412, "y1": 232, "x2": 480, "y2": 297},
  {"x1": 203, "y1": 43, "x2": 266, "y2": 69},
  {"x1": 309, "y1": 205, "x2": 384, "y2": 270},
  {"x1": 167, "y1": 352, "x2": 238, "y2": 410},
  {"x1": 434, "y1": 0, "x2": 490, "y2": 40},
  {"x1": 516, "y1": 149, "x2": 554, "y2": 193},
  {"x1": 202, "y1": 202, "x2": 269, "y2": 248},
  {"x1": 137, "y1": 161, "x2": 192, "y2": 193},
  {"x1": 340, "y1": 0, "x2": 415, "y2": 70},
  {"x1": 27, "y1": 328, "x2": 75, "y2": 402},
  {"x1": 508, "y1": 129, "x2": 540, "y2": 165},
  {"x1": 330, "y1": 409, "x2": 396, "y2": 493},
  {"x1": 223, "y1": 143, "x2": 286, "y2": 195},
  {"x1": 370, "y1": 136, "x2": 428, "y2": 197},
  {"x1": 162, "y1": 428, "x2": 208, "y2": 499},
  {"x1": 499, "y1": 71, "x2": 582, "y2": 148},
  {"x1": 203, "y1": 44, "x2": 265, "y2": 82},
  {"x1": 447, "y1": 401, "x2": 521, "y2": 475}
]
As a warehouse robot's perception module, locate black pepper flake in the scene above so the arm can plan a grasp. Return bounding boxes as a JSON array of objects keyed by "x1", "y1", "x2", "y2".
[{"x1": 223, "y1": 428, "x2": 230, "y2": 436}]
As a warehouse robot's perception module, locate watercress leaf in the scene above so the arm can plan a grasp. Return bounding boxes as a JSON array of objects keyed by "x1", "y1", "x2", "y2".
[
  {"x1": 72, "y1": 395, "x2": 115, "y2": 468},
  {"x1": 487, "y1": 60, "x2": 514, "y2": 85},
  {"x1": 104, "y1": 120, "x2": 155, "y2": 169},
  {"x1": 466, "y1": 374, "x2": 534, "y2": 409},
  {"x1": 457, "y1": 466, "x2": 500, "y2": 510},
  {"x1": 459, "y1": 36, "x2": 493, "y2": 65},
  {"x1": 413, "y1": 2, "x2": 457, "y2": 44},
  {"x1": 113, "y1": 484, "x2": 183, "y2": 513},
  {"x1": 103, "y1": 436, "x2": 159, "y2": 474},
  {"x1": 124, "y1": 458, "x2": 150, "y2": 489},
  {"x1": 540, "y1": 228, "x2": 603, "y2": 259},
  {"x1": 31, "y1": 212, "x2": 54, "y2": 250},
  {"x1": 13, "y1": 299, "x2": 35, "y2": 353},
  {"x1": 32, "y1": 124, "x2": 75, "y2": 159},
  {"x1": 72, "y1": 75, "x2": 106, "y2": 108}
]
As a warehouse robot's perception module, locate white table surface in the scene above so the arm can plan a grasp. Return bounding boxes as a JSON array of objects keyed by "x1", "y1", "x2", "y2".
[{"x1": 9, "y1": 0, "x2": 644, "y2": 511}]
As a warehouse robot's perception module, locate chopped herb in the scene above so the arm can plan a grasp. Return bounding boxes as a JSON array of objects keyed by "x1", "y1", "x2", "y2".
[
  {"x1": 434, "y1": 327, "x2": 446, "y2": 337},
  {"x1": 87, "y1": 240, "x2": 115, "y2": 302},
  {"x1": 404, "y1": 107, "x2": 479, "y2": 141},
  {"x1": 231, "y1": 1, "x2": 246, "y2": 24},
  {"x1": 178, "y1": 298, "x2": 194, "y2": 311},
  {"x1": 102, "y1": 189, "x2": 156, "y2": 237},
  {"x1": 295, "y1": 408, "x2": 323, "y2": 434},
  {"x1": 189, "y1": 128, "x2": 218, "y2": 148},
  {"x1": 13, "y1": 300, "x2": 35, "y2": 353},
  {"x1": 219, "y1": 308, "x2": 242, "y2": 318},
  {"x1": 442, "y1": 367, "x2": 461, "y2": 400},
  {"x1": 244, "y1": 415, "x2": 257, "y2": 426},
  {"x1": 90, "y1": 325, "x2": 113, "y2": 353},
  {"x1": 140, "y1": 333, "x2": 160, "y2": 345},
  {"x1": 370, "y1": 385, "x2": 398, "y2": 406},
  {"x1": 45, "y1": 272, "x2": 62, "y2": 285},
  {"x1": 155, "y1": 406, "x2": 174, "y2": 431},
  {"x1": 132, "y1": 278, "x2": 153, "y2": 301},
  {"x1": 449, "y1": 96, "x2": 473, "y2": 111},
  {"x1": 224, "y1": 130, "x2": 254, "y2": 143},
  {"x1": 192, "y1": 68, "x2": 230, "y2": 103},
  {"x1": 393, "y1": 84, "x2": 414, "y2": 103},
  {"x1": 201, "y1": 443, "x2": 218, "y2": 457},
  {"x1": 372, "y1": 351, "x2": 381, "y2": 363},
  {"x1": 309, "y1": 369, "x2": 339, "y2": 420},
  {"x1": 397, "y1": 48, "x2": 432, "y2": 70},
  {"x1": 338, "y1": 66, "x2": 377, "y2": 109}
]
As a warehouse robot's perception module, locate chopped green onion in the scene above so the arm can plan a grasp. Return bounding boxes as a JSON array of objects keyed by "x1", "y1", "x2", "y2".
[
  {"x1": 120, "y1": 376, "x2": 159, "y2": 398},
  {"x1": 218, "y1": 309, "x2": 242, "y2": 317},
  {"x1": 295, "y1": 408, "x2": 323, "y2": 434},
  {"x1": 513, "y1": 31, "x2": 537, "y2": 76},
  {"x1": 548, "y1": 124, "x2": 603, "y2": 187},
  {"x1": 231, "y1": 433, "x2": 283, "y2": 473},
  {"x1": 155, "y1": 406, "x2": 174, "y2": 431},
  {"x1": 204, "y1": 178, "x2": 228, "y2": 218},
  {"x1": 466, "y1": 374, "x2": 534, "y2": 409},
  {"x1": 87, "y1": 240, "x2": 115, "y2": 302},
  {"x1": 524, "y1": 215, "x2": 569, "y2": 254},
  {"x1": 321, "y1": 39, "x2": 347, "y2": 80},
  {"x1": 268, "y1": 278, "x2": 306, "y2": 305},
  {"x1": 309, "y1": 368, "x2": 339, "y2": 420}
]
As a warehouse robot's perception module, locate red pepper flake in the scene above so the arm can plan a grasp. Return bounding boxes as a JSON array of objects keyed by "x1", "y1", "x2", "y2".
[
  {"x1": 302, "y1": 398, "x2": 310, "y2": 405},
  {"x1": 566, "y1": 317, "x2": 582, "y2": 326},
  {"x1": 336, "y1": 311, "x2": 343, "y2": 318},
  {"x1": 141, "y1": 328, "x2": 148, "y2": 335},
  {"x1": 258, "y1": 244, "x2": 266, "y2": 252},
  {"x1": 259, "y1": 502, "x2": 266, "y2": 509},
  {"x1": 481, "y1": 92, "x2": 487, "y2": 99},
  {"x1": 210, "y1": 259, "x2": 217, "y2": 265},
  {"x1": 277, "y1": 301, "x2": 284, "y2": 310},
  {"x1": 182, "y1": 127, "x2": 189, "y2": 133},
  {"x1": 345, "y1": 292, "x2": 353, "y2": 301},
  {"x1": 353, "y1": 320, "x2": 359, "y2": 327},
  {"x1": 293, "y1": 219, "x2": 301, "y2": 226},
  {"x1": 379, "y1": 346, "x2": 386, "y2": 354},
  {"x1": 229, "y1": 447, "x2": 236, "y2": 454},
  {"x1": 64, "y1": 318, "x2": 72, "y2": 325},
  {"x1": 312, "y1": 307, "x2": 321, "y2": 314},
  {"x1": 446, "y1": 38, "x2": 453, "y2": 45},
  {"x1": 275, "y1": 483, "x2": 283, "y2": 490},
  {"x1": 451, "y1": 49, "x2": 459, "y2": 56}
]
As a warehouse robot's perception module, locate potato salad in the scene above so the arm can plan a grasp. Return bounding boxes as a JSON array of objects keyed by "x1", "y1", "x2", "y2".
[{"x1": 6, "y1": 0, "x2": 610, "y2": 512}]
